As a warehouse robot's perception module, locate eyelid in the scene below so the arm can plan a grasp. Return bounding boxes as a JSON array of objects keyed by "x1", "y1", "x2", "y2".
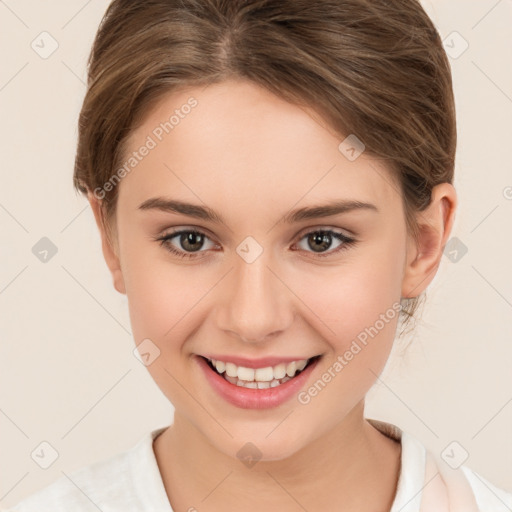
[
  {"x1": 158, "y1": 224, "x2": 355, "y2": 242},
  {"x1": 295, "y1": 224, "x2": 355, "y2": 239},
  {"x1": 156, "y1": 224, "x2": 357, "y2": 260}
]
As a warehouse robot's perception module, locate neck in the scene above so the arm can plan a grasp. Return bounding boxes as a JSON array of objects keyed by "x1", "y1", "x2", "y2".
[{"x1": 153, "y1": 402, "x2": 401, "y2": 512}]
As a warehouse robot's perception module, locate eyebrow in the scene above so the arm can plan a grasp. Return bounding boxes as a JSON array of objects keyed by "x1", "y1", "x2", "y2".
[{"x1": 137, "y1": 197, "x2": 378, "y2": 225}]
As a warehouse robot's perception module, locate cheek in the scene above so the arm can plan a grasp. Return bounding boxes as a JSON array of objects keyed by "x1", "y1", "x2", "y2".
[
  {"x1": 123, "y1": 259, "x2": 204, "y2": 347},
  {"x1": 294, "y1": 235, "x2": 405, "y2": 349},
  {"x1": 118, "y1": 230, "x2": 191, "y2": 345},
  {"x1": 290, "y1": 247, "x2": 404, "y2": 419}
]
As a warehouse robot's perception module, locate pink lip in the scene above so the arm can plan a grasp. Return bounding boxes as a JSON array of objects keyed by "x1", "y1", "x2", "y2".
[
  {"x1": 200, "y1": 354, "x2": 315, "y2": 368},
  {"x1": 195, "y1": 355, "x2": 321, "y2": 409}
]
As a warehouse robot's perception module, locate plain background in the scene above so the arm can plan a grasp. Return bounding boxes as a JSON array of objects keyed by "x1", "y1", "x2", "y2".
[{"x1": 1, "y1": 0, "x2": 511, "y2": 507}]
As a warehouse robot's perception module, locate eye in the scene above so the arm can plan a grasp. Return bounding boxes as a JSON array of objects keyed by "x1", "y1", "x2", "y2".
[
  {"x1": 155, "y1": 229, "x2": 217, "y2": 260},
  {"x1": 292, "y1": 229, "x2": 357, "y2": 258},
  {"x1": 155, "y1": 227, "x2": 357, "y2": 260}
]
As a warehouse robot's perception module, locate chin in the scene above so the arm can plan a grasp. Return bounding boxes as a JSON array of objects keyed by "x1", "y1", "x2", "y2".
[{"x1": 216, "y1": 429, "x2": 309, "y2": 465}]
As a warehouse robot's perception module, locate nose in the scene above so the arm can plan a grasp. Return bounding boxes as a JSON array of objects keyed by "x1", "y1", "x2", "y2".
[{"x1": 215, "y1": 251, "x2": 294, "y2": 344}]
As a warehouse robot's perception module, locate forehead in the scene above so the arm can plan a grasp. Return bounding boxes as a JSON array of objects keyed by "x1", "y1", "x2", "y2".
[{"x1": 117, "y1": 79, "x2": 400, "y2": 216}]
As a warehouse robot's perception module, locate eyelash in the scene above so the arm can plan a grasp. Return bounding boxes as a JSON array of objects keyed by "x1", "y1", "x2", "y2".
[{"x1": 155, "y1": 228, "x2": 357, "y2": 260}]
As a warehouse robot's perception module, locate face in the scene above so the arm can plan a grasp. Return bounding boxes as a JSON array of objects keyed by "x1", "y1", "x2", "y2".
[{"x1": 96, "y1": 78, "x2": 417, "y2": 460}]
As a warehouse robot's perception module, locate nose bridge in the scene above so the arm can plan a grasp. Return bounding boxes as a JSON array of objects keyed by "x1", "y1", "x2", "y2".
[{"x1": 217, "y1": 245, "x2": 292, "y2": 343}]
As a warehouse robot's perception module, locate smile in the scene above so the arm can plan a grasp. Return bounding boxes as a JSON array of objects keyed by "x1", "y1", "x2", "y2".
[
  {"x1": 205, "y1": 356, "x2": 315, "y2": 389},
  {"x1": 196, "y1": 354, "x2": 322, "y2": 409}
]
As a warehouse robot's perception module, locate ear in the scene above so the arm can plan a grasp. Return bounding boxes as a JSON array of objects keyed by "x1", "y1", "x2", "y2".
[
  {"x1": 87, "y1": 193, "x2": 126, "y2": 295},
  {"x1": 401, "y1": 183, "x2": 457, "y2": 299}
]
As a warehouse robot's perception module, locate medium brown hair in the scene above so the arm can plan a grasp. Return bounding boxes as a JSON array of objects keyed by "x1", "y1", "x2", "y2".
[{"x1": 73, "y1": 0, "x2": 457, "y2": 334}]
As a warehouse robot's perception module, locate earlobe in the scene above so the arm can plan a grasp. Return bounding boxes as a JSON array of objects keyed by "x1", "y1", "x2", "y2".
[
  {"x1": 87, "y1": 193, "x2": 126, "y2": 295},
  {"x1": 401, "y1": 183, "x2": 457, "y2": 299}
]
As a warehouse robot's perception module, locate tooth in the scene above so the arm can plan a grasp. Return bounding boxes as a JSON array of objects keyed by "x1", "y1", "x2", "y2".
[
  {"x1": 237, "y1": 366, "x2": 255, "y2": 381},
  {"x1": 225, "y1": 362, "x2": 238, "y2": 378},
  {"x1": 213, "y1": 357, "x2": 312, "y2": 384},
  {"x1": 257, "y1": 381, "x2": 270, "y2": 389},
  {"x1": 273, "y1": 363, "x2": 287, "y2": 379},
  {"x1": 255, "y1": 366, "x2": 274, "y2": 382},
  {"x1": 244, "y1": 381, "x2": 258, "y2": 389},
  {"x1": 225, "y1": 374, "x2": 238, "y2": 384},
  {"x1": 286, "y1": 361, "x2": 297, "y2": 377},
  {"x1": 296, "y1": 359, "x2": 308, "y2": 371}
]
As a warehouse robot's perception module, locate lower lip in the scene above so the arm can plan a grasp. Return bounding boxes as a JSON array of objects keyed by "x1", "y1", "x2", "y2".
[{"x1": 195, "y1": 355, "x2": 321, "y2": 409}]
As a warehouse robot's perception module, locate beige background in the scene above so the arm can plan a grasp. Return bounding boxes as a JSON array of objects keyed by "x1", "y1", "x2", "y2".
[{"x1": 1, "y1": 0, "x2": 511, "y2": 507}]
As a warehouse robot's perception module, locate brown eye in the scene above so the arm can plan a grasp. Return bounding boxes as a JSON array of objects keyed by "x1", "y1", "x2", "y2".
[
  {"x1": 294, "y1": 229, "x2": 357, "y2": 258},
  {"x1": 156, "y1": 229, "x2": 216, "y2": 259},
  {"x1": 179, "y1": 231, "x2": 205, "y2": 252},
  {"x1": 306, "y1": 232, "x2": 334, "y2": 252}
]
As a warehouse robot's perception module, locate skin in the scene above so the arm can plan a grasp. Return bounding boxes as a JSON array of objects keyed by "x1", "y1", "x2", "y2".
[{"x1": 89, "y1": 78, "x2": 457, "y2": 511}]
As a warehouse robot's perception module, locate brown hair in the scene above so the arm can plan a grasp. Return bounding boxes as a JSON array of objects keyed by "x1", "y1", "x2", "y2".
[{"x1": 73, "y1": 0, "x2": 456, "y2": 335}]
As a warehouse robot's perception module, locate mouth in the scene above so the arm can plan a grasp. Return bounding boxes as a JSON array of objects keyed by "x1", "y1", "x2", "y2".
[{"x1": 200, "y1": 354, "x2": 322, "y2": 389}]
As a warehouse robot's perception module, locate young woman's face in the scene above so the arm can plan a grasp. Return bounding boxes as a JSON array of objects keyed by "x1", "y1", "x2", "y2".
[{"x1": 110, "y1": 79, "x2": 412, "y2": 459}]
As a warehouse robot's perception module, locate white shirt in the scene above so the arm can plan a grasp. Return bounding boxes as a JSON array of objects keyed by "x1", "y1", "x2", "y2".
[{"x1": 5, "y1": 419, "x2": 512, "y2": 512}]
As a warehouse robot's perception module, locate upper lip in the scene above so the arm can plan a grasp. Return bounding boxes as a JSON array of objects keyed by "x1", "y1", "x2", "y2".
[{"x1": 199, "y1": 354, "x2": 320, "y2": 368}]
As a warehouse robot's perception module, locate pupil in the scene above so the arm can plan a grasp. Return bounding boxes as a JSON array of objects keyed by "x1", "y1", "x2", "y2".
[
  {"x1": 182, "y1": 232, "x2": 203, "y2": 251},
  {"x1": 309, "y1": 232, "x2": 331, "y2": 252}
]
